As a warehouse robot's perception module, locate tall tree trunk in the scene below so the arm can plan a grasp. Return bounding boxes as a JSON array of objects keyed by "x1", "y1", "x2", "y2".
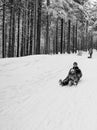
[
  {"x1": 91, "y1": 32, "x2": 93, "y2": 48},
  {"x1": 45, "y1": 0, "x2": 50, "y2": 54},
  {"x1": 67, "y1": 19, "x2": 71, "y2": 53},
  {"x1": 75, "y1": 21, "x2": 77, "y2": 53},
  {"x1": 24, "y1": 4, "x2": 27, "y2": 56},
  {"x1": 29, "y1": 2, "x2": 34, "y2": 55},
  {"x1": 21, "y1": 12, "x2": 24, "y2": 56},
  {"x1": 8, "y1": 0, "x2": 15, "y2": 57},
  {"x1": 53, "y1": 34, "x2": 56, "y2": 54},
  {"x1": 2, "y1": 0, "x2": 5, "y2": 58},
  {"x1": 17, "y1": 2, "x2": 21, "y2": 57},
  {"x1": 77, "y1": 39, "x2": 79, "y2": 51},
  {"x1": 81, "y1": 33, "x2": 84, "y2": 50},
  {"x1": 36, "y1": 0, "x2": 42, "y2": 54},
  {"x1": 5, "y1": 23, "x2": 8, "y2": 57},
  {"x1": 12, "y1": 1, "x2": 15, "y2": 57},
  {"x1": 83, "y1": 33, "x2": 85, "y2": 50},
  {"x1": 64, "y1": 21, "x2": 65, "y2": 53},
  {"x1": 8, "y1": 3, "x2": 13, "y2": 57},
  {"x1": 81, "y1": 37, "x2": 83, "y2": 51},
  {"x1": 60, "y1": 18, "x2": 63, "y2": 54},
  {"x1": 26, "y1": 5, "x2": 30, "y2": 55},
  {"x1": 73, "y1": 25, "x2": 75, "y2": 53},
  {"x1": 34, "y1": 0, "x2": 37, "y2": 54},
  {"x1": 56, "y1": 18, "x2": 58, "y2": 54},
  {"x1": 86, "y1": 20, "x2": 88, "y2": 51}
]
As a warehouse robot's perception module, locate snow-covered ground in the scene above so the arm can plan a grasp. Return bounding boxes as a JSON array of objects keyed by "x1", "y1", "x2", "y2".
[{"x1": 0, "y1": 50, "x2": 97, "y2": 130}]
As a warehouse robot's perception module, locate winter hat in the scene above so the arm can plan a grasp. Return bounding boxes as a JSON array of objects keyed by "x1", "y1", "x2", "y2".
[
  {"x1": 70, "y1": 68, "x2": 75, "y2": 73},
  {"x1": 73, "y1": 62, "x2": 78, "y2": 65}
]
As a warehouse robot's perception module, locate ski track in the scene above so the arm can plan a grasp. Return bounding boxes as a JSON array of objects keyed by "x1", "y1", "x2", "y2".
[{"x1": 0, "y1": 52, "x2": 97, "y2": 130}]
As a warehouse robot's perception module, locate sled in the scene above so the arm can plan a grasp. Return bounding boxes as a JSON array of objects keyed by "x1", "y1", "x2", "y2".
[{"x1": 59, "y1": 79, "x2": 78, "y2": 87}]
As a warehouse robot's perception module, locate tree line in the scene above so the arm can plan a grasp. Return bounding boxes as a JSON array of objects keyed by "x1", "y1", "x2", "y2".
[{"x1": 0, "y1": 0, "x2": 96, "y2": 58}]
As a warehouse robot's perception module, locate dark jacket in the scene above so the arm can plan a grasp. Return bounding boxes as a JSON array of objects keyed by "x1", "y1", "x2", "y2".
[
  {"x1": 89, "y1": 48, "x2": 93, "y2": 54},
  {"x1": 63, "y1": 68, "x2": 78, "y2": 85},
  {"x1": 68, "y1": 69, "x2": 78, "y2": 81},
  {"x1": 73, "y1": 66, "x2": 82, "y2": 79}
]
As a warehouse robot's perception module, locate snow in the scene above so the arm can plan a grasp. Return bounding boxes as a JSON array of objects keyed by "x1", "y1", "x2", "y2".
[{"x1": 0, "y1": 50, "x2": 97, "y2": 130}]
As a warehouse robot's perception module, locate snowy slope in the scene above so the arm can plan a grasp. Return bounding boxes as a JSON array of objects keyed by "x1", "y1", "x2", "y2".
[{"x1": 0, "y1": 51, "x2": 97, "y2": 130}]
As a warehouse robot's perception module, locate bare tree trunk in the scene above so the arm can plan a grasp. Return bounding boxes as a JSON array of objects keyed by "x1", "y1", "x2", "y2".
[
  {"x1": 8, "y1": 3, "x2": 13, "y2": 57},
  {"x1": 67, "y1": 19, "x2": 71, "y2": 53},
  {"x1": 5, "y1": 23, "x2": 8, "y2": 57},
  {"x1": 64, "y1": 21, "x2": 65, "y2": 53},
  {"x1": 73, "y1": 25, "x2": 75, "y2": 53},
  {"x1": 26, "y1": 4, "x2": 30, "y2": 55},
  {"x1": 36, "y1": 0, "x2": 42, "y2": 54},
  {"x1": 81, "y1": 33, "x2": 84, "y2": 50},
  {"x1": 21, "y1": 12, "x2": 24, "y2": 56},
  {"x1": 45, "y1": 0, "x2": 50, "y2": 54},
  {"x1": 60, "y1": 18, "x2": 63, "y2": 54},
  {"x1": 34, "y1": 0, "x2": 37, "y2": 54},
  {"x1": 24, "y1": 3, "x2": 27, "y2": 56},
  {"x1": 12, "y1": 1, "x2": 15, "y2": 57},
  {"x1": 29, "y1": 1, "x2": 34, "y2": 55},
  {"x1": 91, "y1": 32, "x2": 93, "y2": 48},
  {"x1": 83, "y1": 33, "x2": 85, "y2": 50},
  {"x1": 86, "y1": 20, "x2": 88, "y2": 51},
  {"x1": 2, "y1": 0, "x2": 5, "y2": 58},
  {"x1": 56, "y1": 18, "x2": 58, "y2": 54},
  {"x1": 17, "y1": 2, "x2": 21, "y2": 57},
  {"x1": 75, "y1": 21, "x2": 77, "y2": 53},
  {"x1": 53, "y1": 34, "x2": 56, "y2": 54}
]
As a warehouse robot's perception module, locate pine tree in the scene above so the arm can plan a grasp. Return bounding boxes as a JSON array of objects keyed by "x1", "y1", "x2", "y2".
[
  {"x1": 86, "y1": 20, "x2": 88, "y2": 51},
  {"x1": 11, "y1": 0, "x2": 15, "y2": 57},
  {"x1": 36, "y1": 0, "x2": 42, "y2": 54},
  {"x1": 75, "y1": 21, "x2": 78, "y2": 53},
  {"x1": 17, "y1": 0, "x2": 21, "y2": 57},
  {"x1": 26, "y1": 1, "x2": 30, "y2": 55},
  {"x1": 45, "y1": 0, "x2": 50, "y2": 54},
  {"x1": 64, "y1": 21, "x2": 66, "y2": 53},
  {"x1": 8, "y1": 1, "x2": 13, "y2": 57},
  {"x1": 34, "y1": 0, "x2": 37, "y2": 54},
  {"x1": 60, "y1": 18, "x2": 63, "y2": 54},
  {"x1": 73, "y1": 25, "x2": 75, "y2": 53},
  {"x1": 67, "y1": 19, "x2": 71, "y2": 53},
  {"x1": 21, "y1": 10, "x2": 25, "y2": 56},
  {"x1": 2, "y1": 0, "x2": 6, "y2": 58},
  {"x1": 56, "y1": 18, "x2": 58, "y2": 54}
]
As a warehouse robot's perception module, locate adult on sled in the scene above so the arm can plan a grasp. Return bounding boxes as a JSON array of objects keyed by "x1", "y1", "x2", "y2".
[{"x1": 59, "y1": 62, "x2": 82, "y2": 86}]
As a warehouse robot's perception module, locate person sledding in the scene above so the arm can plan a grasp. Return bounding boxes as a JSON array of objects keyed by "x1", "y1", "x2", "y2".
[
  {"x1": 59, "y1": 62, "x2": 82, "y2": 86},
  {"x1": 72, "y1": 62, "x2": 82, "y2": 81}
]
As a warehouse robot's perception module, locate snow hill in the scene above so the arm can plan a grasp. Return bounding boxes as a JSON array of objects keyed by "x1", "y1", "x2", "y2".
[{"x1": 0, "y1": 50, "x2": 97, "y2": 130}]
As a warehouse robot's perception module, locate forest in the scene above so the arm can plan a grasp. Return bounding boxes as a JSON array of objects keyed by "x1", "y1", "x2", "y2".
[{"x1": 0, "y1": 0, "x2": 97, "y2": 58}]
